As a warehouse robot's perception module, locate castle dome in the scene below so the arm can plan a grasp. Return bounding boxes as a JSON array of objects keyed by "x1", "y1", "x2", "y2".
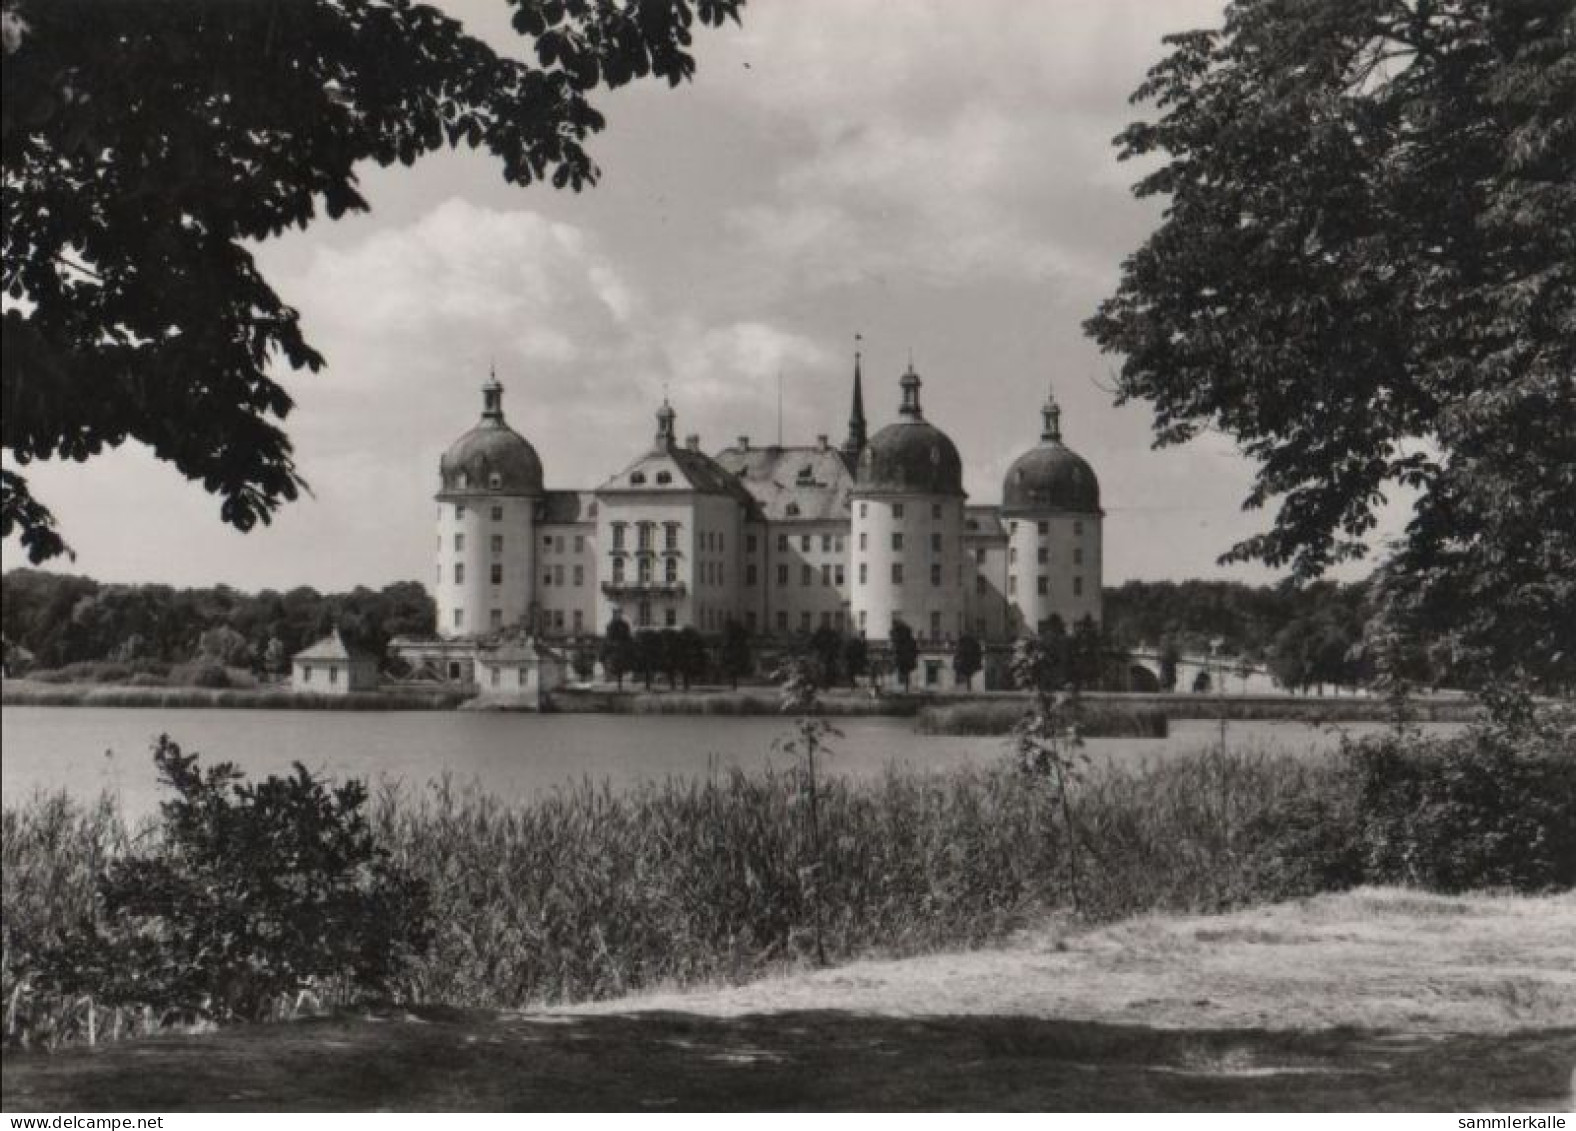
[
  {"x1": 1001, "y1": 388, "x2": 1100, "y2": 514},
  {"x1": 856, "y1": 364, "x2": 965, "y2": 497},
  {"x1": 439, "y1": 375, "x2": 543, "y2": 495}
]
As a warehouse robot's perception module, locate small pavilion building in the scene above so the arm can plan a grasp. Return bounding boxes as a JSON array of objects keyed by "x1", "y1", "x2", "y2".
[{"x1": 291, "y1": 629, "x2": 380, "y2": 695}]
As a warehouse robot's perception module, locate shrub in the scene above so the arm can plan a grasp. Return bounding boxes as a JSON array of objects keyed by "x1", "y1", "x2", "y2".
[
  {"x1": 1344, "y1": 712, "x2": 1576, "y2": 892},
  {"x1": 31, "y1": 738, "x2": 430, "y2": 1030}
]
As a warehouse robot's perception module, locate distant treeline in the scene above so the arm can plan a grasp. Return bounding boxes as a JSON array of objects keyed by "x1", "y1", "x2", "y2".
[
  {"x1": 1, "y1": 569, "x2": 434, "y2": 674},
  {"x1": 1103, "y1": 579, "x2": 1375, "y2": 692},
  {"x1": 4, "y1": 570, "x2": 1382, "y2": 692}
]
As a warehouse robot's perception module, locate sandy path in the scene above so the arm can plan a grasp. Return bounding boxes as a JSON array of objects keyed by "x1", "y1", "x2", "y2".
[{"x1": 564, "y1": 887, "x2": 1576, "y2": 1035}]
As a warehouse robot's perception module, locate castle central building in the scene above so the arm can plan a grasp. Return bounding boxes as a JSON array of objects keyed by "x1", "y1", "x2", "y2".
[{"x1": 419, "y1": 349, "x2": 1104, "y2": 686}]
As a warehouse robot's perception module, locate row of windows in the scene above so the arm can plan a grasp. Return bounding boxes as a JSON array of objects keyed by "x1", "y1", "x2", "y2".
[
  {"x1": 450, "y1": 504, "x2": 506, "y2": 521},
  {"x1": 447, "y1": 533, "x2": 510, "y2": 554},
  {"x1": 1007, "y1": 546, "x2": 1085, "y2": 565},
  {"x1": 542, "y1": 533, "x2": 588, "y2": 554},
  {"x1": 1008, "y1": 519, "x2": 1087, "y2": 538},
  {"x1": 449, "y1": 607, "x2": 588, "y2": 633},
  {"x1": 542, "y1": 564, "x2": 587, "y2": 587},
  {"x1": 766, "y1": 562, "x2": 847, "y2": 588},
  {"x1": 856, "y1": 502, "x2": 948, "y2": 520},
  {"x1": 1006, "y1": 575, "x2": 1087, "y2": 597},
  {"x1": 609, "y1": 522, "x2": 716, "y2": 553},
  {"x1": 774, "y1": 533, "x2": 846, "y2": 555}
]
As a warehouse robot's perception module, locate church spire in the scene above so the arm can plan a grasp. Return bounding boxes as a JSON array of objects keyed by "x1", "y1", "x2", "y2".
[
  {"x1": 655, "y1": 397, "x2": 677, "y2": 450},
  {"x1": 843, "y1": 333, "x2": 868, "y2": 462}
]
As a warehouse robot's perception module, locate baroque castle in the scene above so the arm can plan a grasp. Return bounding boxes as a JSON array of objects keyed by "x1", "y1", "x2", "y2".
[{"x1": 403, "y1": 351, "x2": 1103, "y2": 689}]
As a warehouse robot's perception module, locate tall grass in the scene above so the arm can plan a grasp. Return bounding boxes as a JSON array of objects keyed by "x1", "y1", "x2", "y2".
[{"x1": 6, "y1": 719, "x2": 1571, "y2": 1047}]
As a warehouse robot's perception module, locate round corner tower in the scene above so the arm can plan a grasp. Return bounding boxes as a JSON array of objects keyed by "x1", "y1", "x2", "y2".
[
  {"x1": 435, "y1": 374, "x2": 543, "y2": 638},
  {"x1": 1000, "y1": 384, "x2": 1103, "y2": 634}
]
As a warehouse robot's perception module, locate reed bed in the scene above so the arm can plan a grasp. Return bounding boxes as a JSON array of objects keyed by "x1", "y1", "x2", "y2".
[
  {"x1": 1, "y1": 680, "x2": 466, "y2": 711},
  {"x1": 914, "y1": 698, "x2": 1169, "y2": 738}
]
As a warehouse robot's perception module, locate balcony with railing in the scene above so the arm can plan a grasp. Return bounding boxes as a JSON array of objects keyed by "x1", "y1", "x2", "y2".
[{"x1": 601, "y1": 580, "x2": 687, "y2": 599}]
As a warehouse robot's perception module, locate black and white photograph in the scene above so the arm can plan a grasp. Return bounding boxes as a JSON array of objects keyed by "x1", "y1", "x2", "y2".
[{"x1": 2, "y1": 0, "x2": 1573, "y2": 1116}]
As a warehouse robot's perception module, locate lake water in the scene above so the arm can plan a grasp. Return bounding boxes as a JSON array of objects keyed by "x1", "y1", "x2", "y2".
[{"x1": 0, "y1": 706, "x2": 1456, "y2": 821}]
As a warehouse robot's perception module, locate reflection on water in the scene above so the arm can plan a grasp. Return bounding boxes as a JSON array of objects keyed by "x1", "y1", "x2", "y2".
[{"x1": 0, "y1": 705, "x2": 1460, "y2": 821}]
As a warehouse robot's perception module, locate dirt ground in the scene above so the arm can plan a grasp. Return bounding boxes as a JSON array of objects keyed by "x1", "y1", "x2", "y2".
[{"x1": 5, "y1": 888, "x2": 1574, "y2": 1112}]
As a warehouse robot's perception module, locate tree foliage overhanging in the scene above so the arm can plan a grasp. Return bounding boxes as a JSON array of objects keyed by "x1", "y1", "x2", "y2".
[
  {"x1": 1, "y1": 0, "x2": 742, "y2": 562},
  {"x1": 1087, "y1": 0, "x2": 1575, "y2": 692}
]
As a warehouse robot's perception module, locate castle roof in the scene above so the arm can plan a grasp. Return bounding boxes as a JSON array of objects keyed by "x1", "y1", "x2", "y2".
[{"x1": 712, "y1": 443, "x2": 853, "y2": 522}]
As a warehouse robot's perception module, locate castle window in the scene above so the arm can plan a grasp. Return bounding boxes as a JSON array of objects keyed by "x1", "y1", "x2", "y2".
[
  {"x1": 630, "y1": 472, "x2": 647, "y2": 485},
  {"x1": 638, "y1": 523, "x2": 654, "y2": 551},
  {"x1": 976, "y1": 548, "x2": 986, "y2": 564},
  {"x1": 490, "y1": 564, "x2": 503, "y2": 585},
  {"x1": 1073, "y1": 547, "x2": 1084, "y2": 565},
  {"x1": 665, "y1": 558, "x2": 678, "y2": 584},
  {"x1": 778, "y1": 564, "x2": 789, "y2": 586},
  {"x1": 859, "y1": 562, "x2": 868, "y2": 584},
  {"x1": 800, "y1": 535, "x2": 811, "y2": 552},
  {"x1": 976, "y1": 576, "x2": 987, "y2": 595},
  {"x1": 859, "y1": 502, "x2": 867, "y2": 518},
  {"x1": 455, "y1": 533, "x2": 465, "y2": 552},
  {"x1": 666, "y1": 608, "x2": 678, "y2": 627},
  {"x1": 1038, "y1": 546, "x2": 1048, "y2": 564},
  {"x1": 1009, "y1": 547, "x2": 1018, "y2": 565},
  {"x1": 835, "y1": 535, "x2": 844, "y2": 553},
  {"x1": 859, "y1": 532, "x2": 868, "y2": 551},
  {"x1": 930, "y1": 611, "x2": 942, "y2": 638},
  {"x1": 1038, "y1": 576, "x2": 1048, "y2": 596},
  {"x1": 776, "y1": 610, "x2": 789, "y2": 631},
  {"x1": 800, "y1": 612, "x2": 812, "y2": 632},
  {"x1": 1074, "y1": 520, "x2": 1085, "y2": 537},
  {"x1": 573, "y1": 565, "x2": 585, "y2": 586},
  {"x1": 665, "y1": 523, "x2": 679, "y2": 551},
  {"x1": 822, "y1": 534, "x2": 832, "y2": 552},
  {"x1": 802, "y1": 564, "x2": 813, "y2": 586},
  {"x1": 638, "y1": 559, "x2": 653, "y2": 584},
  {"x1": 858, "y1": 610, "x2": 867, "y2": 630},
  {"x1": 891, "y1": 563, "x2": 904, "y2": 584},
  {"x1": 892, "y1": 532, "x2": 903, "y2": 551},
  {"x1": 453, "y1": 608, "x2": 464, "y2": 629},
  {"x1": 554, "y1": 564, "x2": 565, "y2": 585},
  {"x1": 746, "y1": 534, "x2": 758, "y2": 553},
  {"x1": 492, "y1": 535, "x2": 504, "y2": 554},
  {"x1": 638, "y1": 601, "x2": 652, "y2": 627},
  {"x1": 1074, "y1": 576, "x2": 1084, "y2": 596},
  {"x1": 301, "y1": 665, "x2": 312, "y2": 684},
  {"x1": 573, "y1": 610, "x2": 584, "y2": 633},
  {"x1": 612, "y1": 523, "x2": 627, "y2": 551},
  {"x1": 489, "y1": 473, "x2": 502, "y2": 489},
  {"x1": 612, "y1": 559, "x2": 626, "y2": 584},
  {"x1": 822, "y1": 563, "x2": 832, "y2": 586},
  {"x1": 834, "y1": 565, "x2": 845, "y2": 586},
  {"x1": 893, "y1": 503, "x2": 905, "y2": 519},
  {"x1": 458, "y1": 473, "x2": 469, "y2": 489},
  {"x1": 778, "y1": 534, "x2": 788, "y2": 552},
  {"x1": 930, "y1": 562, "x2": 942, "y2": 586},
  {"x1": 543, "y1": 571, "x2": 552, "y2": 586},
  {"x1": 492, "y1": 506, "x2": 503, "y2": 521},
  {"x1": 747, "y1": 564, "x2": 758, "y2": 585},
  {"x1": 574, "y1": 535, "x2": 586, "y2": 553},
  {"x1": 454, "y1": 562, "x2": 465, "y2": 584},
  {"x1": 931, "y1": 532, "x2": 942, "y2": 553},
  {"x1": 932, "y1": 503, "x2": 942, "y2": 520},
  {"x1": 490, "y1": 609, "x2": 503, "y2": 629},
  {"x1": 656, "y1": 471, "x2": 672, "y2": 485},
  {"x1": 1008, "y1": 575, "x2": 1017, "y2": 595}
]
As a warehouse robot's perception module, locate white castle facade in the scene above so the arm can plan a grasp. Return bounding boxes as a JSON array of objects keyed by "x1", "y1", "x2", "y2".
[{"x1": 409, "y1": 352, "x2": 1104, "y2": 687}]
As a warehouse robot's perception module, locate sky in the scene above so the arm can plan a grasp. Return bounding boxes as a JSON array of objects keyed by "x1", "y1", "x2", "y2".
[{"x1": 1, "y1": 0, "x2": 1413, "y2": 593}]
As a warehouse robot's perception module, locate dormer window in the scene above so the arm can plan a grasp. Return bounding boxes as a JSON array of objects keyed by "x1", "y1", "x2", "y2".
[
  {"x1": 656, "y1": 470, "x2": 672, "y2": 485},
  {"x1": 458, "y1": 472, "x2": 469, "y2": 488},
  {"x1": 489, "y1": 472, "x2": 502, "y2": 489},
  {"x1": 630, "y1": 472, "x2": 647, "y2": 485},
  {"x1": 797, "y1": 465, "x2": 813, "y2": 481},
  {"x1": 785, "y1": 502, "x2": 801, "y2": 517}
]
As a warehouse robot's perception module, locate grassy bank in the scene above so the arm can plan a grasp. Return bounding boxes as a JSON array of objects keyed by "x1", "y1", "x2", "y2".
[
  {"x1": 6, "y1": 714, "x2": 1572, "y2": 1049},
  {"x1": 0, "y1": 678, "x2": 467, "y2": 711},
  {"x1": 552, "y1": 686, "x2": 926, "y2": 716}
]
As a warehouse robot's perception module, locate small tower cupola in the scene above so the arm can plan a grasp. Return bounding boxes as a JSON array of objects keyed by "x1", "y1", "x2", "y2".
[
  {"x1": 898, "y1": 361, "x2": 924, "y2": 420},
  {"x1": 1040, "y1": 384, "x2": 1062, "y2": 442},
  {"x1": 482, "y1": 366, "x2": 505, "y2": 423},
  {"x1": 655, "y1": 398, "x2": 677, "y2": 450}
]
